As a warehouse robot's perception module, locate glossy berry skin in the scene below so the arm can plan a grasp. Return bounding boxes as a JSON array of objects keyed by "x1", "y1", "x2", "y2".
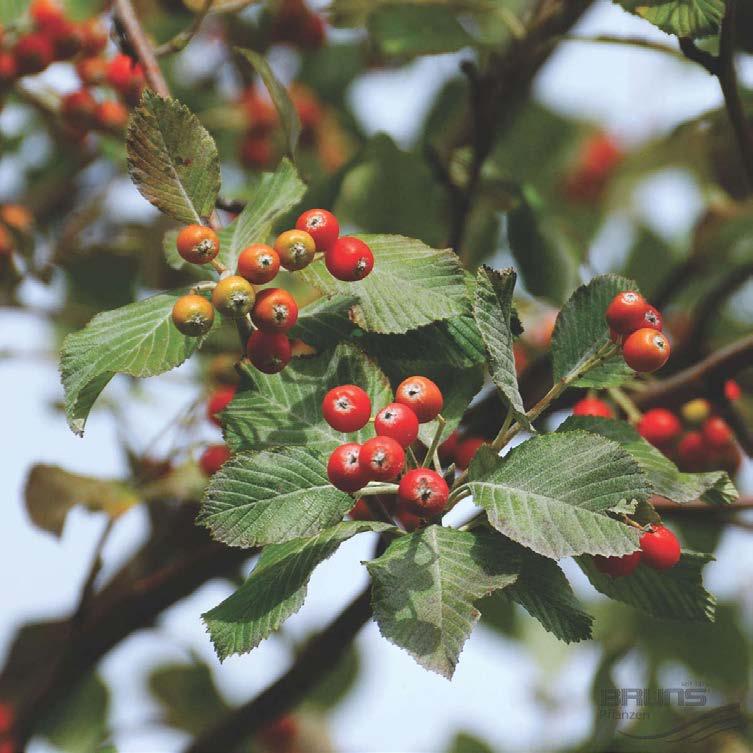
[
  {"x1": 14, "y1": 34, "x2": 54, "y2": 75},
  {"x1": 641, "y1": 305, "x2": 663, "y2": 332},
  {"x1": 374, "y1": 403, "x2": 419, "y2": 448},
  {"x1": 212, "y1": 275, "x2": 256, "y2": 318},
  {"x1": 327, "y1": 443, "x2": 368, "y2": 492},
  {"x1": 725, "y1": 379, "x2": 742, "y2": 401},
  {"x1": 622, "y1": 328, "x2": 670, "y2": 373},
  {"x1": 275, "y1": 229, "x2": 316, "y2": 271},
  {"x1": 325, "y1": 237, "x2": 374, "y2": 282},
  {"x1": 702, "y1": 416, "x2": 734, "y2": 449},
  {"x1": 681, "y1": 398, "x2": 711, "y2": 426},
  {"x1": 639, "y1": 525, "x2": 681, "y2": 570},
  {"x1": 605, "y1": 291, "x2": 649, "y2": 335},
  {"x1": 95, "y1": 101, "x2": 129, "y2": 131},
  {"x1": 398, "y1": 469, "x2": 450, "y2": 518},
  {"x1": 199, "y1": 444, "x2": 231, "y2": 476},
  {"x1": 251, "y1": 288, "x2": 299, "y2": 332},
  {"x1": 676, "y1": 431, "x2": 706, "y2": 470},
  {"x1": 172, "y1": 294, "x2": 214, "y2": 336},
  {"x1": 296, "y1": 208, "x2": 339, "y2": 251},
  {"x1": 61, "y1": 89, "x2": 97, "y2": 128},
  {"x1": 237, "y1": 243, "x2": 280, "y2": 284},
  {"x1": 207, "y1": 386, "x2": 236, "y2": 427},
  {"x1": 572, "y1": 397, "x2": 614, "y2": 419},
  {"x1": 454, "y1": 437, "x2": 485, "y2": 470},
  {"x1": 321, "y1": 385, "x2": 371, "y2": 433},
  {"x1": 637, "y1": 408, "x2": 682, "y2": 447},
  {"x1": 176, "y1": 225, "x2": 220, "y2": 265},
  {"x1": 359, "y1": 436, "x2": 405, "y2": 482},
  {"x1": 246, "y1": 331, "x2": 291, "y2": 374},
  {"x1": 594, "y1": 551, "x2": 641, "y2": 578},
  {"x1": 395, "y1": 376, "x2": 443, "y2": 423}
]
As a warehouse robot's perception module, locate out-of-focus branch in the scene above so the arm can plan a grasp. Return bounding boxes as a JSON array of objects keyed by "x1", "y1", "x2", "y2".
[
  {"x1": 155, "y1": 0, "x2": 213, "y2": 57},
  {"x1": 652, "y1": 496, "x2": 753, "y2": 512}
]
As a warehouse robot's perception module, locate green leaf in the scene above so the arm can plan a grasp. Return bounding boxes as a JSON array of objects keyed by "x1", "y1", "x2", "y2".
[
  {"x1": 290, "y1": 294, "x2": 358, "y2": 351},
  {"x1": 0, "y1": 0, "x2": 29, "y2": 23},
  {"x1": 198, "y1": 447, "x2": 355, "y2": 548},
  {"x1": 368, "y1": 5, "x2": 475, "y2": 57},
  {"x1": 236, "y1": 48, "x2": 301, "y2": 157},
  {"x1": 551, "y1": 274, "x2": 636, "y2": 388},
  {"x1": 24, "y1": 465, "x2": 139, "y2": 537},
  {"x1": 215, "y1": 158, "x2": 307, "y2": 270},
  {"x1": 614, "y1": 0, "x2": 725, "y2": 38},
  {"x1": 447, "y1": 732, "x2": 496, "y2": 753},
  {"x1": 126, "y1": 91, "x2": 220, "y2": 224},
  {"x1": 306, "y1": 644, "x2": 361, "y2": 710},
  {"x1": 39, "y1": 674, "x2": 109, "y2": 753},
  {"x1": 557, "y1": 416, "x2": 738, "y2": 506},
  {"x1": 299, "y1": 235, "x2": 468, "y2": 334},
  {"x1": 149, "y1": 662, "x2": 229, "y2": 735},
  {"x1": 367, "y1": 526, "x2": 519, "y2": 678},
  {"x1": 203, "y1": 521, "x2": 392, "y2": 660},
  {"x1": 506, "y1": 545, "x2": 593, "y2": 643},
  {"x1": 472, "y1": 267, "x2": 531, "y2": 430},
  {"x1": 579, "y1": 550, "x2": 716, "y2": 622},
  {"x1": 224, "y1": 342, "x2": 392, "y2": 453},
  {"x1": 466, "y1": 433, "x2": 651, "y2": 559},
  {"x1": 60, "y1": 289, "x2": 215, "y2": 435},
  {"x1": 506, "y1": 192, "x2": 579, "y2": 305}
]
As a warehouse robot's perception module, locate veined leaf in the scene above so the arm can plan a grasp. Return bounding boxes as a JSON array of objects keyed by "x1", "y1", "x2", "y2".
[
  {"x1": 558, "y1": 416, "x2": 738, "y2": 506},
  {"x1": 466, "y1": 433, "x2": 651, "y2": 559},
  {"x1": 367, "y1": 526, "x2": 519, "y2": 678},
  {"x1": 203, "y1": 521, "x2": 392, "y2": 660},
  {"x1": 299, "y1": 235, "x2": 468, "y2": 334},
  {"x1": 579, "y1": 550, "x2": 716, "y2": 622},
  {"x1": 236, "y1": 48, "x2": 301, "y2": 157},
  {"x1": 473, "y1": 267, "x2": 531, "y2": 430},
  {"x1": 551, "y1": 274, "x2": 636, "y2": 388},
  {"x1": 198, "y1": 447, "x2": 355, "y2": 548},
  {"x1": 126, "y1": 91, "x2": 220, "y2": 224},
  {"x1": 290, "y1": 294, "x2": 358, "y2": 351},
  {"x1": 223, "y1": 342, "x2": 391, "y2": 453},
  {"x1": 60, "y1": 289, "x2": 216, "y2": 435},
  {"x1": 614, "y1": 0, "x2": 725, "y2": 38}
]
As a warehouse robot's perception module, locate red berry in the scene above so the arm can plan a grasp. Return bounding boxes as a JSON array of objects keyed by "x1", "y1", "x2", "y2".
[
  {"x1": 676, "y1": 431, "x2": 707, "y2": 470},
  {"x1": 639, "y1": 525, "x2": 681, "y2": 570},
  {"x1": 594, "y1": 550, "x2": 641, "y2": 577},
  {"x1": 80, "y1": 18, "x2": 108, "y2": 56},
  {"x1": 395, "y1": 505, "x2": 423, "y2": 532},
  {"x1": 106, "y1": 54, "x2": 143, "y2": 92},
  {"x1": 454, "y1": 437, "x2": 486, "y2": 470},
  {"x1": 296, "y1": 208, "x2": 339, "y2": 252},
  {"x1": 359, "y1": 436, "x2": 405, "y2": 482},
  {"x1": 398, "y1": 468, "x2": 449, "y2": 518},
  {"x1": 29, "y1": 0, "x2": 64, "y2": 29},
  {"x1": 572, "y1": 397, "x2": 614, "y2": 419},
  {"x1": 327, "y1": 443, "x2": 368, "y2": 492},
  {"x1": 76, "y1": 56, "x2": 108, "y2": 86},
  {"x1": 641, "y1": 305, "x2": 663, "y2": 332},
  {"x1": 374, "y1": 402, "x2": 419, "y2": 448},
  {"x1": 14, "y1": 34, "x2": 54, "y2": 75},
  {"x1": 199, "y1": 444, "x2": 231, "y2": 476},
  {"x1": 605, "y1": 291, "x2": 650, "y2": 335},
  {"x1": 240, "y1": 132, "x2": 274, "y2": 168},
  {"x1": 325, "y1": 237, "x2": 374, "y2": 281},
  {"x1": 176, "y1": 224, "x2": 220, "y2": 265},
  {"x1": 702, "y1": 416, "x2": 734, "y2": 449},
  {"x1": 725, "y1": 379, "x2": 742, "y2": 402},
  {"x1": 60, "y1": 89, "x2": 97, "y2": 129},
  {"x1": 48, "y1": 18, "x2": 84, "y2": 60},
  {"x1": 321, "y1": 385, "x2": 371, "y2": 433},
  {"x1": 251, "y1": 288, "x2": 299, "y2": 333},
  {"x1": 637, "y1": 409, "x2": 682, "y2": 447},
  {"x1": 94, "y1": 100, "x2": 129, "y2": 130},
  {"x1": 437, "y1": 430, "x2": 460, "y2": 465},
  {"x1": 0, "y1": 52, "x2": 17, "y2": 86},
  {"x1": 349, "y1": 498, "x2": 374, "y2": 521},
  {"x1": 395, "y1": 376, "x2": 443, "y2": 423},
  {"x1": 246, "y1": 331, "x2": 292, "y2": 374},
  {"x1": 237, "y1": 243, "x2": 280, "y2": 284},
  {"x1": 622, "y1": 328, "x2": 670, "y2": 373},
  {"x1": 207, "y1": 386, "x2": 236, "y2": 426}
]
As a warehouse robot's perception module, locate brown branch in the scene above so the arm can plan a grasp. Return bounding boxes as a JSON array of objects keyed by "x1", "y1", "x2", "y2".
[
  {"x1": 112, "y1": 0, "x2": 170, "y2": 97},
  {"x1": 652, "y1": 496, "x2": 753, "y2": 512},
  {"x1": 678, "y1": 37, "x2": 719, "y2": 75},
  {"x1": 185, "y1": 584, "x2": 373, "y2": 753}
]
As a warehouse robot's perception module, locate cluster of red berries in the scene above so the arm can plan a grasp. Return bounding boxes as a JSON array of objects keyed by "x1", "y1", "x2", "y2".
[
  {"x1": 606, "y1": 290, "x2": 670, "y2": 373},
  {"x1": 563, "y1": 132, "x2": 623, "y2": 203},
  {"x1": 638, "y1": 391, "x2": 742, "y2": 474},
  {"x1": 171, "y1": 209, "x2": 373, "y2": 374},
  {"x1": 0, "y1": 1, "x2": 138, "y2": 136},
  {"x1": 324, "y1": 377, "x2": 453, "y2": 520},
  {"x1": 595, "y1": 524, "x2": 681, "y2": 577}
]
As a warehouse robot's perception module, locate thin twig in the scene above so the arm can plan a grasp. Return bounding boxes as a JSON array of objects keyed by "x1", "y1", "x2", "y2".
[{"x1": 155, "y1": 0, "x2": 213, "y2": 57}]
